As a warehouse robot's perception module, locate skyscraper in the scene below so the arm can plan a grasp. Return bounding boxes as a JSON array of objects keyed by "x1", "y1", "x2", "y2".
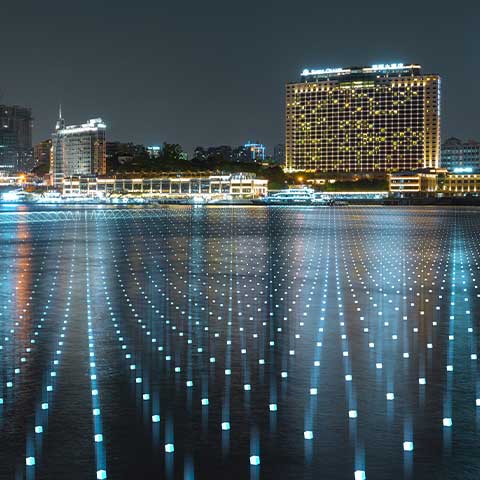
[
  {"x1": 50, "y1": 108, "x2": 107, "y2": 186},
  {"x1": 0, "y1": 105, "x2": 33, "y2": 173},
  {"x1": 285, "y1": 63, "x2": 441, "y2": 172}
]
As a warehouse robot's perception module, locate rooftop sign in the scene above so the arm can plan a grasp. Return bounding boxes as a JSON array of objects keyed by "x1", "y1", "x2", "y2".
[{"x1": 301, "y1": 63, "x2": 419, "y2": 77}]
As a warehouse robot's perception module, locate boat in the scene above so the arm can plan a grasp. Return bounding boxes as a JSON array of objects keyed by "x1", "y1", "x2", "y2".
[{"x1": 261, "y1": 187, "x2": 315, "y2": 204}]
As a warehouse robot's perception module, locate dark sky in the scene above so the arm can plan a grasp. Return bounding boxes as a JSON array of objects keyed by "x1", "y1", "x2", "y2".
[{"x1": 1, "y1": 0, "x2": 477, "y2": 155}]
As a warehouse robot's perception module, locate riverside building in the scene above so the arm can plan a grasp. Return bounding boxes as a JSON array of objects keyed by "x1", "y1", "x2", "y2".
[
  {"x1": 62, "y1": 173, "x2": 268, "y2": 199},
  {"x1": 50, "y1": 109, "x2": 107, "y2": 186},
  {"x1": 285, "y1": 63, "x2": 441, "y2": 172}
]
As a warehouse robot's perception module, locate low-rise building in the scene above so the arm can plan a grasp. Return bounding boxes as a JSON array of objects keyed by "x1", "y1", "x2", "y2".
[
  {"x1": 388, "y1": 169, "x2": 442, "y2": 194},
  {"x1": 62, "y1": 174, "x2": 268, "y2": 198},
  {"x1": 442, "y1": 173, "x2": 480, "y2": 195},
  {"x1": 389, "y1": 169, "x2": 480, "y2": 196}
]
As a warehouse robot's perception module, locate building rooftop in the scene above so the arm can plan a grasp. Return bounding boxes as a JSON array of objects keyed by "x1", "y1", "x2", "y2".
[
  {"x1": 297, "y1": 63, "x2": 423, "y2": 82},
  {"x1": 56, "y1": 118, "x2": 107, "y2": 135}
]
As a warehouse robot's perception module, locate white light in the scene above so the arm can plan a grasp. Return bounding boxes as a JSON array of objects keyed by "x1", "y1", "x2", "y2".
[
  {"x1": 2, "y1": 191, "x2": 19, "y2": 202},
  {"x1": 301, "y1": 67, "x2": 346, "y2": 76},
  {"x1": 403, "y1": 441, "x2": 414, "y2": 451},
  {"x1": 250, "y1": 455, "x2": 260, "y2": 466},
  {"x1": 443, "y1": 418, "x2": 452, "y2": 427},
  {"x1": 304, "y1": 430, "x2": 313, "y2": 440},
  {"x1": 370, "y1": 63, "x2": 405, "y2": 71},
  {"x1": 354, "y1": 471, "x2": 366, "y2": 480}
]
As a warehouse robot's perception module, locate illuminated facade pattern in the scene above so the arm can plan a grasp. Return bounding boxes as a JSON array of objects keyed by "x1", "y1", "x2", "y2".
[
  {"x1": 443, "y1": 174, "x2": 480, "y2": 194},
  {"x1": 285, "y1": 64, "x2": 441, "y2": 172},
  {"x1": 51, "y1": 112, "x2": 106, "y2": 186},
  {"x1": 62, "y1": 174, "x2": 268, "y2": 198},
  {"x1": 388, "y1": 171, "x2": 439, "y2": 193}
]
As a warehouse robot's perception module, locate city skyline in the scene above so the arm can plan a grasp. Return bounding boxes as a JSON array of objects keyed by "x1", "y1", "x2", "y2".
[{"x1": 1, "y1": 0, "x2": 478, "y2": 155}]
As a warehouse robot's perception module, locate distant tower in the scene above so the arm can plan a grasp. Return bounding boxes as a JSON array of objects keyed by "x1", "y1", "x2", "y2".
[{"x1": 55, "y1": 104, "x2": 65, "y2": 131}]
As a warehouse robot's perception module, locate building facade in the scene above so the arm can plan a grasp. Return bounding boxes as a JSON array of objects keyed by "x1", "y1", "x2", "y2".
[
  {"x1": 285, "y1": 63, "x2": 441, "y2": 172},
  {"x1": 388, "y1": 169, "x2": 442, "y2": 194},
  {"x1": 34, "y1": 139, "x2": 52, "y2": 167},
  {"x1": 0, "y1": 105, "x2": 33, "y2": 173},
  {"x1": 441, "y1": 137, "x2": 480, "y2": 172},
  {"x1": 147, "y1": 145, "x2": 163, "y2": 158},
  {"x1": 388, "y1": 169, "x2": 480, "y2": 195},
  {"x1": 62, "y1": 174, "x2": 268, "y2": 198},
  {"x1": 51, "y1": 112, "x2": 107, "y2": 186},
  {"x1": 442, "y1": 174, "x2": 480, "y2": 194},
  {"x1": 244, "y1": 142, "x2": 266, "y2": 162}
]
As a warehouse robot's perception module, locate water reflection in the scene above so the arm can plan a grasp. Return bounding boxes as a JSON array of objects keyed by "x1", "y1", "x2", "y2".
[{"x1": 0, "y1": 206, "x2": 479, "y2": 479}]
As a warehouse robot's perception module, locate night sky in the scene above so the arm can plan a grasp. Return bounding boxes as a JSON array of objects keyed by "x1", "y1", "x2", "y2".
[{"x1": 1, "y1": 0, "x2": 478, "y2": 155}]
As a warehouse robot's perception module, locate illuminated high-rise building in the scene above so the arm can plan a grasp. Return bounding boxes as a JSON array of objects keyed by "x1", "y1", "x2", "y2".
[
  {"x1": 50, "y1": 108, "x2": 106, "y2": 186},
  {"x1": 285, "y1": 63, "x2": 441, "y2": 172}
]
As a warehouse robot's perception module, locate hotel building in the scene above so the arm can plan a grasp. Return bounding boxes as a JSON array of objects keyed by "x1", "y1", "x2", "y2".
[
  {"x1": 285, "y1": 63, "x2": 441, "y2": 172},
  {"x1": 50, "y1": 109, "x2": 106, "y2": 186}
]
